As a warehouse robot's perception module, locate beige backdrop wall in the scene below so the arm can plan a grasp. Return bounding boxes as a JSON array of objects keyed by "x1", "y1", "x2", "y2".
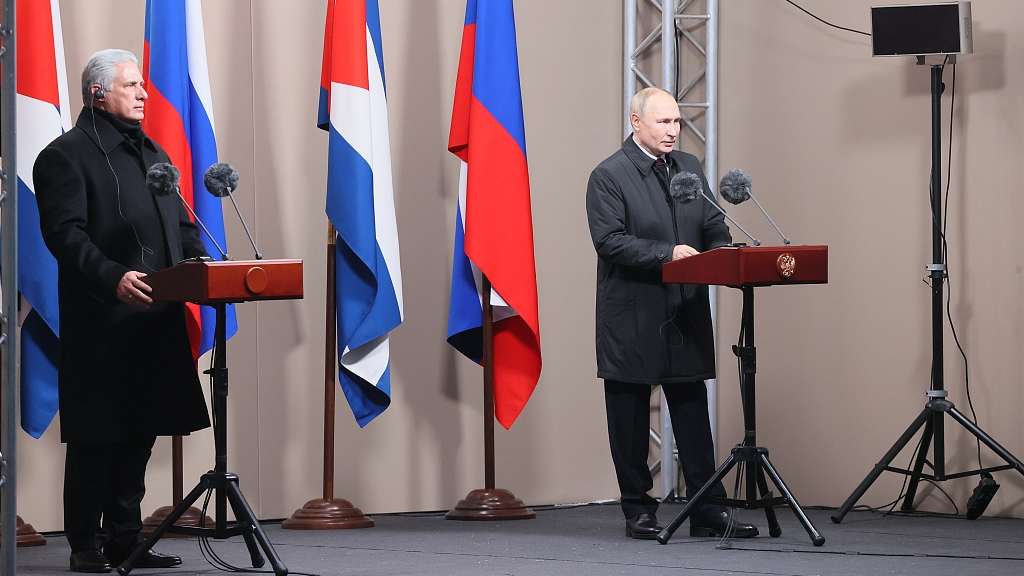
[{"x1": 15, "y1": 0, "x2": 1024, "y2": 534}]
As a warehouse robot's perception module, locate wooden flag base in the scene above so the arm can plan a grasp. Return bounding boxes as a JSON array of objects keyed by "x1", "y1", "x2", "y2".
[
  {"x1": 282, "y1": 498, "x2": 374, "y2": 530},
  {"x1": 14, "y1": 516, "x2": 46, "y2": 547},
  {"x1": 142, "y1": 506, "x2": 214, "y2": 539},
  {"x1": 445, "y1": 489, "x2": 535, "y2": 521}
]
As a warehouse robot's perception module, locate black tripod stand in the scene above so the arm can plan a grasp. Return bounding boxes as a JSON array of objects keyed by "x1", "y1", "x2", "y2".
[
  {"x1": 831, "y1": 59, "x2": 1024, "y2": 525},
  {"x1": 118, "y1": 302, "x2": 288, "y2": 576},
  {"x1": 658, "y1": 285, "x2": 825, "y2": 546}
]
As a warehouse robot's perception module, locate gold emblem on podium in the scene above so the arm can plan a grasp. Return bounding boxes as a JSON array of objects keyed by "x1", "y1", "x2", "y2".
[{"x1": 776, "y1": 253, "x2": 796, "y2": 278}]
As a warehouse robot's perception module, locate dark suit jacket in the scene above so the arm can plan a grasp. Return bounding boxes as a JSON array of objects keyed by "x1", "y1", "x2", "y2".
[
  {"x1": 586, "y1": 136, "x2": 732, "y2": 385},
  {"x1": 33, "y1": 107, "x2": 211, "y2": 442}
]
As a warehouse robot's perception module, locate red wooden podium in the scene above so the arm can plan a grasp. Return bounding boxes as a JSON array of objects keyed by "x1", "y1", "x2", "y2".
[
  {"x1": 118, "y1": 259, "x2": 302, "y2": 576},
  {"x1": 656, "y1": 245, "x2": 828, "y2": 546}
]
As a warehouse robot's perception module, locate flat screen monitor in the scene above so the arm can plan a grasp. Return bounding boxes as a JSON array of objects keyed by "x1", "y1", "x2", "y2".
[{"x1": 871, "y1": 2, "x2": 973, "y2": 56}]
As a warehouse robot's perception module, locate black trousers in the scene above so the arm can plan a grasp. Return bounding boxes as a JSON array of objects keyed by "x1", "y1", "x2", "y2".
[
  {"x1": 64, "y1": 436, "x2": 157, "y2": 553},
  {"x1": 605, "y1": 379, "x2": 726, "y2": 520}
]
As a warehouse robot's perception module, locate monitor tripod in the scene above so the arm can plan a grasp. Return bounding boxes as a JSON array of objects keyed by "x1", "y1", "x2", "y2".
[{"x1": 831, "y1": 57, "x2": 1024, "y2": 524}]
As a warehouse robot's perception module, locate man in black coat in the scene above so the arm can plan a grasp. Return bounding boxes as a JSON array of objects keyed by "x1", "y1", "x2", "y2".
[
  {"x1": 33, "y1": 49, "x2": 211, "y2": 573},
  {"x1": 586, "y1": 87, "x2": 757, "y2": 540}
]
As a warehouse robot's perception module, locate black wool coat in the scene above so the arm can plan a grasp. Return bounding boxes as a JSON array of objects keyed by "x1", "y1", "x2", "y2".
[
  {"x1": 586, "y1": 136, "x2": 732, "y2": 385},
  {"x1": 33, "y1": 107, "x2": 212, "y2": 443}
]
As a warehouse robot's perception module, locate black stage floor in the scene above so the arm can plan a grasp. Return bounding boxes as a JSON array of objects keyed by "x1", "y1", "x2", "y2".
[{"x1": 16, "y1": 502, "x2": 1024, "y2": 575}]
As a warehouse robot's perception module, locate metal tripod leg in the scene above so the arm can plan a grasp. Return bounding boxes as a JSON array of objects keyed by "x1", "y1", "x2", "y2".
[
  {"x1": 758, "y1": 453, "x2": 824, "y2": 546},
  {"x1": 947, "y1": 407, "x2": 1024, "y2": 476},
  {"x1": 901, "y1": 418, "x2": 934, "y2": 511},
  {"x1": 754, "y1": 464, "x2": 781, "y2": 537},
  {"x1": 831, "y1": 406, "x2": 933, "y2": 524},
  {"x1": 228, "y1": 480, "x2": 288, "y2": 575},
  {"x1": 657, "y1": 454, "x2": 738, "y2": 544}
]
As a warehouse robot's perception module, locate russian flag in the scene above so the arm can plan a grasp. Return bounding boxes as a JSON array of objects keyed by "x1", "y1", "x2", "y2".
[
  {"x1": 143, "y1": 0, "x2": 236, "y2": 357},
  {"x1": 12, "y1": 0, "x2": 69, "y2": 438},
  {"x1": 447, "y1": 0, "x2": 541, "y2": 429},
  {"x1": 320, "y1": 0, "x2": 403, "y2": 427}
]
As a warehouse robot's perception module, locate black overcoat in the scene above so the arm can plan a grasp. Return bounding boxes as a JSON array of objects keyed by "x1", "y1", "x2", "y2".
[
  {"x1": 33, "y1": 107, "x2": 212, "y2": 443},
  {"x1": 586, "y1": 136, "x2": 732, "y2": 385}
]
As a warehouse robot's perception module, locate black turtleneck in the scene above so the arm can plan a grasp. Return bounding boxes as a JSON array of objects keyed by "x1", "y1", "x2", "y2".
[{"x1": 92, "y1": 107, "x2": 147, "y2": 155}]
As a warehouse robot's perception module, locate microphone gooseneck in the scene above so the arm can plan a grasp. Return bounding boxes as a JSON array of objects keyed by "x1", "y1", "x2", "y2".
[
  {"x1": 720, "y1": 168, "x2": 791, "y2": 245},
  {"x1": 146, "y1": 163, "x2": 230, "y2": 261},
  {"x1": 674, "y1": 171, "x2": 760, "y2": 246},
  {"x1": 204, "y1": 163, "x2": 262, "y2": 260}
]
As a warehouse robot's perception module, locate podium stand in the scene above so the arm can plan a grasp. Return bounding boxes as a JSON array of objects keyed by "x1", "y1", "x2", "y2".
[
  {"x1": 656, "y1": 245, "x2": 827, "y2": 546},
  {"x1": 117, "y1": 260, "x2": 302, "y2": 576}
]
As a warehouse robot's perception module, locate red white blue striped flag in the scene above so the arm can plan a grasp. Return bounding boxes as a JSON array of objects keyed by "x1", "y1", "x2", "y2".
[
  {"x1": 447, "y1": 0, "x2": 541, "y2": 429},
  {"x1": 320, "y1": 0, "x2": 403, "y2": 426},
  {"x1": 14, "y1": 0, "x2": 69, "y2": 438},
  {"x1": 143, "y1": 0, "x2": 236, "y2": 357}
]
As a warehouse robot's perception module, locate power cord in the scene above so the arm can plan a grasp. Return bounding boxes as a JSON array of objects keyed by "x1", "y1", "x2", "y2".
[{"x1": 783, "y1": 0, "x2": 871, "y2": 37}]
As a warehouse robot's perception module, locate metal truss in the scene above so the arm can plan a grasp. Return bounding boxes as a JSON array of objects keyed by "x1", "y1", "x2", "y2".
[
  {"x1": 1, "y1": 0, "x2": 18, "y2": 570},
  {"x1": 624, "y1": 0, "x2": 719, "y2": 502}
]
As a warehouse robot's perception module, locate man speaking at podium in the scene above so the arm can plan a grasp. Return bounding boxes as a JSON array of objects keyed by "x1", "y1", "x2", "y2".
[
  {"x1": 33, "y1": 49, "x2": 211, "y2": 573},
  {"x1": 586, "y1": 87, "x2": 757, "y2": 540}
]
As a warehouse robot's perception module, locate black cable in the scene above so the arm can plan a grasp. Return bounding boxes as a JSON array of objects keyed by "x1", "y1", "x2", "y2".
[
  {"x1": 90, "y1": 101, "x2": 156, "y2": 273},
  {"x1": 783, "y1": 0, "x2": 871, "y2": 37},
  {"x1": 936, "y1": 63, "x2": 982, "y2": 469},
  {"x1": 715, "y1": 460, "x2": 743, "y2": 549}
]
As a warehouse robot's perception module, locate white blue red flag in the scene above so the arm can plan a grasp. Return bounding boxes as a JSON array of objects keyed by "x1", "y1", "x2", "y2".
[
  {"x1": 143, "y1": 0, "x2": 236, "y2": 357},
  {"x1": 447, "y1": 0, "x2": 541, "y2": 429},
  {"x1": 13, "y1": 0, "x2": 69, "y2": 438},
  {"x1": 320, "y1": 0, "x2": 403, "y2": 426}
]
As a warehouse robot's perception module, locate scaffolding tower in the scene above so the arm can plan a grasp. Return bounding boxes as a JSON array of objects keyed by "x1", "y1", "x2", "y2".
[{"x1": 623, "y1": 0, "x2": 719, "y2": 501}]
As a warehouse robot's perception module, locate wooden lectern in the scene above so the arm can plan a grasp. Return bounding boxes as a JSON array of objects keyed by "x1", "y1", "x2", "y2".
[
  {"x1": 656, "y1": 245, "x2": 828, "y2": 546},
  {"x1": 117, "y1": 259, "x2": 302, "y2": 576}
]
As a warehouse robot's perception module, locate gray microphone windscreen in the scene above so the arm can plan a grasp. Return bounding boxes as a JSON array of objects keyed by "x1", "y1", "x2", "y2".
[
  {"x1": 146, "y1": 163, "x2": 180, "y2": 197},
  {"x1": 203, "y1": 163, "x2": 240, "y2": 198},
  {"x1": 719, "y1": 168, "x2": 751, "y2": 205},
  {"x1": 669, "y1": 171, "x2": 702, "y2": 202}
]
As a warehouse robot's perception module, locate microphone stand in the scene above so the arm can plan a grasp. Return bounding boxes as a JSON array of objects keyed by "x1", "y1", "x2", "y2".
[
  {"x1": 746, "y1": 192, "x2": 790, "y2": 245},
  {"x1": 700, "y1": 191, "x2": 760, "y2": 246},
  {"x1": 832, "y1": 57, "x2": 1024, "y2": 524},
  {"x1": 223, "y1": 187, "x2": 262, "y2": 260},
  {"x1": 176, "y1": 190, "x2": 230, "y2": 260}
]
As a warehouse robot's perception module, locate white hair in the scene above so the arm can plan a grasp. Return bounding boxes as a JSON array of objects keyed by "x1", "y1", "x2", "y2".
[
  {"x1": 81, "y1": 49, "x2": 138, "y2": 106},
  {"x1": 629, "y1": 87, "x2": 674, "y2": 119}
]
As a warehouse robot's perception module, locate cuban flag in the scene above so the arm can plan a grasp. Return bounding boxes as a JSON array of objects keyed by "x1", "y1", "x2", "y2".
[
  {"x1": 143, "y1": 0, "x2": 236, "y2": 358},
  {"x1": 447, "y1": 0, "x2": 541, "y2": 429},
  {"x1": 320, "y1": 0, "x2": 403, "y2": 426},
  {"x1": 13, "y1": 0, "x2": 69, "y2": 438}
]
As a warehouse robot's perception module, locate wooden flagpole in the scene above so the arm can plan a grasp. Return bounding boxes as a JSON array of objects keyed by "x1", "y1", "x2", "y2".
[
  {"x1": 283, "y1": 223, "x2": 373, "y2": 529},
  {"x1": 446, "y1": 275, "x2": 534, "y2": 520}
]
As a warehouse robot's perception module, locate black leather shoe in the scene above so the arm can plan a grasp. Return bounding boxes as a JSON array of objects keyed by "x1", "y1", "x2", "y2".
[
  {"x1": 690, "y1": 511, "x2": 758, "y2": 538},
  {"x1": 625, "y1": 513, "x2": 663, "y2": 539},
  {"x1": 69, "y1": 549, "x2": 113, "y2": 573},
  {"x1": 104, "y1": 547, "x2": 182, "y2": 569}
]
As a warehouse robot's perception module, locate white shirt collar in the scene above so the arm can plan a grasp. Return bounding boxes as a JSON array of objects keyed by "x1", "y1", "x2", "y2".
[{"x1": 632, "y1": 135, "x2": 662, "y2": 161}]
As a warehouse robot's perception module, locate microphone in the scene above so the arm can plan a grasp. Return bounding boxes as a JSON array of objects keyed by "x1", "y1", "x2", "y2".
[
  {"x1": 668, "y1": 171, "x2": 702, "y2": 202},
  {"x1": 146, "y1": 163, "x2": 230, "y2": 261},
  {"x1": 204, "y1": 162, "x2": 262, "y2": 260},
  {"x1": 720, "y1": 168, "x2": 791, "y2": 245},
  {"x1": 670, "y1": 171, "x2": 760, "y2": 246}
]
